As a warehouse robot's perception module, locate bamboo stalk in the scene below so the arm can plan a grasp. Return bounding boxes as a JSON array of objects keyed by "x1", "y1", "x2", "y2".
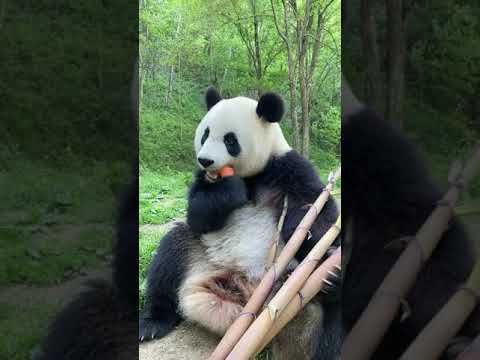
[
  {"x1": 400, "y1": 261, "x2": 480, "y2": 359},
  {"x1": 456, "y1": 331, "x2": 480, "y2": 360},
  {"x1": 256, "y1": 247, "x2": 342, "y2": 355},
  {"x1": 226, "y1": 217, "x2": 341, "y2": 359},
  {"x1": 208, "y1": 168, "x2": 341, "y2": 360},
  {"x1": 342, "y1": 144, "x2": 480, "y2": 360}
]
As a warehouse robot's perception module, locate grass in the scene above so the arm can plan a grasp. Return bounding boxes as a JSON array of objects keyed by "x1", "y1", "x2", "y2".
[
  {"x1": 139, "y1": 227, "x2": 166, "y2": 309},
  {"x1": 0, "y1": 157, "x2": 126, "y2": 359},
  {"x1": 0, "y1": 159, "x2": 128, "y2": 226},
  {"x1": 139, "y1": 169, "x2": 191, "y2": 225},
  {"x1": 0, "y1": 226, "x2": 113, "y2": 286},
  {"x1": 0, "y1": 301, "x2": 59, "y2": 360}
]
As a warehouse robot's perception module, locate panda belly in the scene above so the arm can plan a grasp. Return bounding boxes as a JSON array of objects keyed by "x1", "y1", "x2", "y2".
[
  {"x1": 178, "y1": 203, "x2": 278, "y2": 335},
  {"x1": 201, "y1": 203, "x2": 278, "y2": 280}
]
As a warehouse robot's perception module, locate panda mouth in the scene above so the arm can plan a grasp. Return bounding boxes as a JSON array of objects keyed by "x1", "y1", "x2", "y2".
[{"x1": 206, "y1": 171, "x2": 220, "y2": 182}]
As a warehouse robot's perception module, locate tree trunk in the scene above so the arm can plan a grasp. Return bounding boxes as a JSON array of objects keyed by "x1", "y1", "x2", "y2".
[
  {"x1": 360, "y1": 0, "x2": 382, "y2": 113},
  {"x1": 250, "y1": 0, "x2": 262, "y2": 97},
  {"x1": 164, "y1": 14, "x2": 182, "y2": 106},
  {"x1": 271, "y1": 0, "x2": 300, "y2": 150},
  {"x1": 386, "y1": 0, "x2": 406, "y2": 129},
  {"x1": 165, "y1": 64, "x2": 175, "y2": 105},
  {"x1": 282, "y1": 0, "x2": 300, "y2": 150}
]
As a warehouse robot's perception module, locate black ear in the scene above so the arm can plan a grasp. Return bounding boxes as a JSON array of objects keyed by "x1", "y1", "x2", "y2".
[
  {"x1": 205, "y1": 86, "x2": 222, "y2": 111},
  {"x1": 256, "y1": 92, "x2": 285, "y2": 123}
]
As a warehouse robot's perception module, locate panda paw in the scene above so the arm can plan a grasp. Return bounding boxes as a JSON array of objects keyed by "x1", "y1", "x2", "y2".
[
  {"x1": 139, "y1": 317, "x2": 173, "y2": 343},
  {"x1": 320, "y1": 248, "x2": 342, "y2": 303},
  {"x1": 187, "y1": 171, "x2": 248, "y2": 234}
]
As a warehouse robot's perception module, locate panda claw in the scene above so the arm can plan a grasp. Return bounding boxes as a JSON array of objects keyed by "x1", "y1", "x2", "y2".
[
  {"x1": 323, "y1": 278, "x2": 334, "y2": 287},
  {"x1": 327, "y1": 270, "x2": 339, "y2": 278}
]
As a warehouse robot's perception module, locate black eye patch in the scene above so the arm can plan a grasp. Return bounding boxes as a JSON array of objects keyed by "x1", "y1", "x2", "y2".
[
  {"x1": 201, "y1": 127, "x2": 209, "y2": 145},
  {"x1": 224, "y1": 132, "x2": 241, "y2": 157}
]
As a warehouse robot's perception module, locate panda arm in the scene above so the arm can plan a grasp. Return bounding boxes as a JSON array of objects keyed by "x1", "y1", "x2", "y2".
[
  {"x1": 259, "y1": 151, "x2": 340, "y2": 261},
  {"x1": 187, "y1": 170, "x2": 248, "y2": 234}
]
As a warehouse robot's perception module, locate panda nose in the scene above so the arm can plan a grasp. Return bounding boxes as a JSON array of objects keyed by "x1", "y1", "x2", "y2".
[{"x1": 198, "y1": 157, "x2": 214, "y2": 168}]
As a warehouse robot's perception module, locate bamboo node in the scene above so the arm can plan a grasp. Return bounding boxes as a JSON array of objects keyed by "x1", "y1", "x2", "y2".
[
  {"x1": 458, "y1": 285, "x2": 480, "y2": 304},
  {"x1": 436, "y1": 198, "x2": 456, "y2": 212},
  {"x1": 376, "y1": 290, "x2": 412, "y2": 322},
  {"x1": 297, "y1": 291, "x2": 305, "y2": 306},
  {"x1": 268, "y1": 304, "x2": 280, "y2": 321},
  {"x1": 301, "y1": 203, "x2": 321, "y2": 217},
  {"x1": 238, "y1": 311, "x2": 257, "y2": 320},
  {"x1": 384, "y1": 236, "x2": 426, "y2": 265},
  {"x1": 296, "y1": 226, "x2": 313, "y2": 240}
]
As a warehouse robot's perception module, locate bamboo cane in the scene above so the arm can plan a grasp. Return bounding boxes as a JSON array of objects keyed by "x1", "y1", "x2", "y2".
[
  {"x1": 226, "y1": 217, "x2": 341, "y2": 359},
  {"x1": 400, "y1": 260, "x2": 480, "y2": 359},
  {"x1": 456, "y1": 331, "x2": 480, "y2": 360},
  {"x1": 208, "y1": 168, "x2": 341, "y2": 360},
  {"x1": 342, "y1": 144, "x2": 480, "y2": 360},
  {"x1": 256, "y1": 247, "x2": 342, "y2": 355}
]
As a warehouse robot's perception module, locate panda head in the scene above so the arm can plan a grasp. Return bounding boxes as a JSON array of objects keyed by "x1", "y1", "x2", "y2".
[{"x1": 194, "y1": 86, "x2": 291, "y2": 177}]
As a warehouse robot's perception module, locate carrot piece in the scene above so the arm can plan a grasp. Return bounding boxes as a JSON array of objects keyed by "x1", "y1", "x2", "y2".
[{"x1": 219, "y1": 166, "x2": 235, "y2": 178}]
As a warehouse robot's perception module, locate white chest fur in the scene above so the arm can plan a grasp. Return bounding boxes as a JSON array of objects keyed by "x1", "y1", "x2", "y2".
[{"x1": 201, "y1": 203, "x2": 278, "y2": 280}]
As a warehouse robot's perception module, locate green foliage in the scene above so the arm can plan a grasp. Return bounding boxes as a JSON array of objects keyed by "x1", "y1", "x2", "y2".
[
  {"x1": 346, "y1": 0, "x2": 480, "y2": 197},
  {"x1": 1, "y1": 0, "x2": 137, "y2": 163}
]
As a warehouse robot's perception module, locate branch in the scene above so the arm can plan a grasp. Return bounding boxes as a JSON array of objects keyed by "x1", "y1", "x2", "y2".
[
  {"x1": 307, "y1": 0, "x2": 336, "y2": 84},
  {"x1": 270, "y1": 0, "x2": 288, "y2": 44}
]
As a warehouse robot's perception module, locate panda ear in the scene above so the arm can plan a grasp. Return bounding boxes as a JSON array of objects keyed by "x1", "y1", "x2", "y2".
[
  {"x1": 256, "y1": 92, "x2": 285, "y2": 123},
  {"x1": 205, "y1": 86, "x2": 222, "y2": 111}
]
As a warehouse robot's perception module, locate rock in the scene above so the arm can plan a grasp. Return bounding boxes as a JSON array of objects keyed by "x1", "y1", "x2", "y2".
[{"x1": 139, "y1": 322, "x2": 219, "y2": 360}]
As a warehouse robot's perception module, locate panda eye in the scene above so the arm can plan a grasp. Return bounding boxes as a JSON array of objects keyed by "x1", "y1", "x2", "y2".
[
  {"x1": 201, "y1": 127, "x2": 209, "y2": 146},
  {"x1": 224, "y1": 132, "x2": 241, "y2": 157}
]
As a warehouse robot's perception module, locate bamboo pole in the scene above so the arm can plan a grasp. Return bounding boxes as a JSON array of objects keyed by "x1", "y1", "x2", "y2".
[
  {"x1": 256, "y1": 247, "x2": 342, "y2": 355},
  {"x1": 227, "y1": 217, "x2": 341, "y2": 359},
  {"x1": 208, "y1": 168, "x2": 341, "y2": 360},
  {"x1": 400, "y1": 261, "x2": 480, "y2": 359},
  {"x1": 342, "y1": 144, "x2": 480, "y2": 360},
  {"x1": 456, "y1": 331, "x2": 480, "y2": 360}
]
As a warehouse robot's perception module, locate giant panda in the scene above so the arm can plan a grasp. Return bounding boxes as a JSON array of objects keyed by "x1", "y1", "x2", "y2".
[
  {"x1": 339, "y1": 78, "x2": 480, "y2": 359},
  {"x1": 139, "y1": 87, "x2": 342, "y2": 359}
]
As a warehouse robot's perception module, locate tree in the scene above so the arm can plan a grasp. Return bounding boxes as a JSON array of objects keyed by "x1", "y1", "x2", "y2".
[{"x1": 271, "y1": 0, "x2": 339, "y2": 156}]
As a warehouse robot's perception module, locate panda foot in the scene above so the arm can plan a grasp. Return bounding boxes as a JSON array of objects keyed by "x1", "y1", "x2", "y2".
[{"x1": 139, "y1": 317, "x2": 176, "y2": 343}]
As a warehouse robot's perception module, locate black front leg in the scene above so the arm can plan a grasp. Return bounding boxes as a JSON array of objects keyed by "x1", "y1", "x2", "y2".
[{"x1": 187, "y1": 170, "x2": 248, "y2": 234}]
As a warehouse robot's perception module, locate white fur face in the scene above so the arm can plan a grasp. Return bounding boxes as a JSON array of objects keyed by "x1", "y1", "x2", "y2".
[{"x1": 194, "y1": 97, "x2": 291, "y2": 177}]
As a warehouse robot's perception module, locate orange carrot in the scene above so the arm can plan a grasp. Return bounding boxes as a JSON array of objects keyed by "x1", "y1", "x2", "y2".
[{"x1": 219, "y1": 166, "x2": 235, "y2": 178}]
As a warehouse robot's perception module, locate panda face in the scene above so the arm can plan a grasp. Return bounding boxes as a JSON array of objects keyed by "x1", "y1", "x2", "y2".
[{"x1": 194, "y1": 96, "x2": 291, "y2": 177}]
